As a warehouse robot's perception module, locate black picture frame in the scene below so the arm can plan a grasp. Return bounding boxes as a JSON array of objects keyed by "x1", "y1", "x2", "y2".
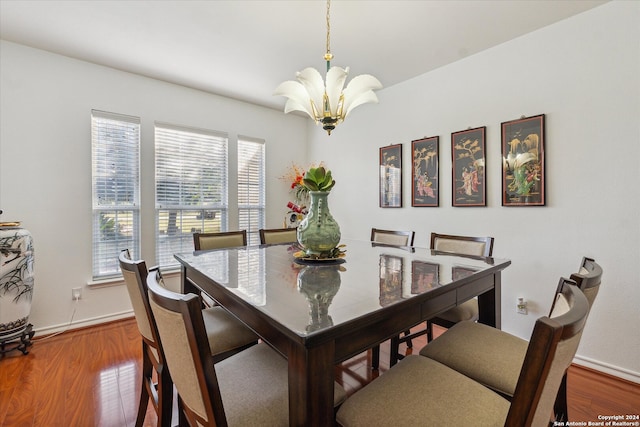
[
  {"x1": 411, "y1": 136, "x2": 439, "y2": 207},
  {"x1": 379, "y1": 144, "x2": 403, "y2": 208},
  {"x1": 452, "y1": 127, "x2": 486, "y2": 207},
  {"x1": 501, "y1": 114, "x2": 546, "y2": 206}
]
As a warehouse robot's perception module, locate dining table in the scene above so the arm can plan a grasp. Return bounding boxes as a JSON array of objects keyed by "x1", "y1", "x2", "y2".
[{"x1": 175, "y1": 238, "x2": 511, "y2": 427}]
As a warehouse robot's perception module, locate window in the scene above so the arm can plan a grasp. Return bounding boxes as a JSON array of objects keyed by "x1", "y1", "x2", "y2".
[
  {"x1": 91, "y1": 110, "x2": 140, "y2": 279},
  {"x1": 155, "y1": 123, "x2": 228, "y2": 267},
  {"x1": 237, "y1": 136, "x2": 265, "y2": 245}
]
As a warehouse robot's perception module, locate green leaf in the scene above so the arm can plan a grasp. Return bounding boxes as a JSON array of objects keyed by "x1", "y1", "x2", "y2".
[{"x1": 302, "y1": 178, "x2": 319, "y2": 191}]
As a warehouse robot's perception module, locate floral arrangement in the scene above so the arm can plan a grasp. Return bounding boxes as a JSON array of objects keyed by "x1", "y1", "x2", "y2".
[
  {"x1": 281, "y1": 162, "x2": 336, "y2": 228},
  {"x1": 282, "y1": 163, "x2": 312, "y2": 206}
]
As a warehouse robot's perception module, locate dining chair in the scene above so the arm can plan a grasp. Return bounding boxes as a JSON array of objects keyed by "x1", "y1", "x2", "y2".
[
  {"x1": 146, "y1": 271, "x2": 347, "y2": 427},
  {"x1": 370, "y1": 228, "x2": 415, "y2": 247},
  {"x1": 554, "y1": 256, "x2": 603, "y2": 422},
  {"x1": 369, "y1": 227, "x2": 415, "y2": 369},
  {"x1": 426, "y1": 233, "x2": 494, "y2": 338},
  {"x1": 193, "y1": 230, "x2": 247, "y2": 250},
  {"x1": 259, "y1": 227, "x2": 297, "y2": 245},
  {"x1": 193, "y1": 230, "x2": 247, "y2": 306},
  {"x1": 419, "y1": 257, "x2": 602, "y2": 422},
  {"x1": 119, "y1": 249, "x2": 172, "y2": 427},
  {"x1": 119, "y1": 251, "x2": 259, "y2": 426},
  {"x1": 388, "y1": 232, "x2": 494, "y2": 366},
  {"x1": 336, "y1": 277, "x2": 591, "y2": 426}
]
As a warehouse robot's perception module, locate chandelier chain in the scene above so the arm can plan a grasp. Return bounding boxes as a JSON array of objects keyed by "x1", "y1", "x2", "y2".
[{"x1": 325, "y1": 0, "x2": 331, "y2": 57}]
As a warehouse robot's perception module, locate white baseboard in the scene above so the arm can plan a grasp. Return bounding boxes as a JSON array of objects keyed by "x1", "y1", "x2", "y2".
[
  {"x1": 33, "y1": 310, "x2": 134, "y2": 337},
  {"x1": 574, "y1": 354, "x2": 640, "y2": 384}
]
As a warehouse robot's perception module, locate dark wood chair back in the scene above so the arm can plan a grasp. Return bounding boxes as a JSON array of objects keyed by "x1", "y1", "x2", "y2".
[
  {"x1": 193, "y1": 230, "x2": 247, "y2": 250},
  {"x1": 506, "y1": 278, "x2": 590, "y2": 426},
  {"x1": 430, "y1": 232, "x2": 494, "y2": 257}
]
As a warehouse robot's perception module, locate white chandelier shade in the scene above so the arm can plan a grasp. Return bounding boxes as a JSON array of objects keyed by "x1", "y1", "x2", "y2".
[{"x1": 274, "y1": 66, "x2": 383, "y2": 134}]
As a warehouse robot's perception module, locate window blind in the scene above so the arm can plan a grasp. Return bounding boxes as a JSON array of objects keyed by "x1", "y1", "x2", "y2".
[
  {"x1": 155, "y1": 123, "x2": 228, "y2": 267},
  {"x1": 91, "y1": 110, "x2": 140, "y2": 279},
  {"x1": 237, "y1": 136, "x2": 265, "y2": 246}
]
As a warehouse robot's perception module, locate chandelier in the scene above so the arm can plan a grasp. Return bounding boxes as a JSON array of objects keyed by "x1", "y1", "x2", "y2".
[{"x1": 273, "y1": 0, "x2": 382, "y2": 135}]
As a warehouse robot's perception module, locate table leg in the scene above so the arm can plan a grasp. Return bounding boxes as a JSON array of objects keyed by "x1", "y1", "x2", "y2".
[
  {"x1": 288, "y1": 342, "x2": 335, "y2": 427},
  {"x1": 477, "y1": 272, "x2": 502, "y2": 329}
]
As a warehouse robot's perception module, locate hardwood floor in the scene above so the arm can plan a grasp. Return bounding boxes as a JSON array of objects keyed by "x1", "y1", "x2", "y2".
[{"x1": 1, "y1": 318, "x2": 638, "y2": 426}]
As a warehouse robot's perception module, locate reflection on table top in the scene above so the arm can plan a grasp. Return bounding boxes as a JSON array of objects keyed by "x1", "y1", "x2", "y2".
[{"x1": 174, "y1": 238, "x2": 509, "y2": 339}]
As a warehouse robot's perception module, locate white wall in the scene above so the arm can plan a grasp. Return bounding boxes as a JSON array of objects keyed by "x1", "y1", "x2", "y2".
[
  {"x1": 309, "y1": 1, "x2": 640, "y2": 381},
  {"x1": 0, "y1": 41, "x2": 308, "y2": 332}
]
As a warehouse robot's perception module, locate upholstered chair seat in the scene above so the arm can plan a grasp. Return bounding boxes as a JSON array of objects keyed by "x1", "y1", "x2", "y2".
[
  {"x1": 119, "y1": 250, "x2": 259, "y2": 426},
  {"x1": 430, "y1": 299, "x2": 477, "y2": 323},
  {"x1": 386, "y1": 232, "x2": 494, "y2": 367},
  {"x1": 201, "y1": 305, "x2": 260, "y2": 363},
  {"x1": 419, "y1": 320, "x2": 528, "y2": 396},
  {"x1": 337, "y1": 278, "x2": 591, "y2": 426},
  {"x1": 147, "y1": 272, "x2": 347, "y2": 426},
  {"x1": 420, "y1": 257, "x2": 601, "y2": 399},
  {"x1": 338, "y1": 355, "x2": 510, "y2": 426}
]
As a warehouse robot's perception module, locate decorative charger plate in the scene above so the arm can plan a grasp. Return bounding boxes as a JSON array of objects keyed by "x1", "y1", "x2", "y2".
[{"x1": 292, "y1": 250, "x2": 346, "y2": 265}]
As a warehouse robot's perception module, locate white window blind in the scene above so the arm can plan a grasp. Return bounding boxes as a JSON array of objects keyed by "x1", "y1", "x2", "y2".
[
  {"x1": 155, "y1": 123, "x2": 228, "y2": 267},
  {"x1": 91, "y1": 110, "x2": 140, "y2": 279},
  {"x1": 238, "y1": 136, "x2": 265, "y2": 246}
]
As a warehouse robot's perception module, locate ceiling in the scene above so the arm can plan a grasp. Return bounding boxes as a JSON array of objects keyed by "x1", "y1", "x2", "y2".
[{"x1": 0, "y1": 0, "x2": 608, "y2": 111}]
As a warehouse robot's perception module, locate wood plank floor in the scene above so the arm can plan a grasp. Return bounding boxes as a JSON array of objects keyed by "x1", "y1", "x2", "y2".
[{"x1": 1, "y1": 318, "x2": 638, "y2": 426}]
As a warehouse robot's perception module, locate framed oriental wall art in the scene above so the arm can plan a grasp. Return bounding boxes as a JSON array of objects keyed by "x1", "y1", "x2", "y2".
[
  {"x1": 451, "y1": 127, "x2": 486, "y2": 207},
  {"x1": 501, "y1": 114, "x2": 546, "y2": 206},
  {"x1": 379, "y1": 144, "x2": 402, "y2": 208},
  {"x1": 411, "y1": 136, "x2": 439, "y2": 207}
]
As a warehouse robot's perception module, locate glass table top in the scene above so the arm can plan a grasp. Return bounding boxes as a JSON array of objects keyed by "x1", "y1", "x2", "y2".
[{"x1": 174, "y1": 238, "x2": 509, "y2": 338}]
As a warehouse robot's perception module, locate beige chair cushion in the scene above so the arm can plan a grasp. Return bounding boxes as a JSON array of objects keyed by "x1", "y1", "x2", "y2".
[
  {"x1": 419, "y1": 321, "x2": 528, "y2": 397},
  {"x1": 336, "y1": 355, "x2": 510, "y2": 426},
  {"x1": 433, "y1": 239, "x2": 487, "y2": 256},
  {"x1": 373, "y1": 232, "x2": 411, "y2": 246},
  {"x1": 433, "y1": 298, "x2": 478, "y2": 323},
  {"x1": 218, "y1": 343, "x2": 347, "y2": 426},
  {"x1": 262, "y1": 229, "x2": 297, "y2": 244},
  {"x1": 202, "y1": 307, "x2": 258, "y2": 356},
  {"x1": 550, "y1": 293, "x2": 571, "y2": 318},
  {"x1": 198, "y1": 234, "x2": 244, "y2": 250},
  {"x1": 121, "y1": 268, "x2": 155, "y2": 343}
]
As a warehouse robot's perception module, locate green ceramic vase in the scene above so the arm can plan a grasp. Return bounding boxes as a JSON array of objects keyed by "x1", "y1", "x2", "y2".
[{"x1": 297, "y1": 191, "x2": 341, "y2": 256}]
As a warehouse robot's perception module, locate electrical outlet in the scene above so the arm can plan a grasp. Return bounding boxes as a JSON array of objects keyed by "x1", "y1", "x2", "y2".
[
  {"x1": 72, "y1": 287, "x2": 82, "y2": 300},
  {"x1": 517, "y1": 297, "x2": 527, "y2": 315}
]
